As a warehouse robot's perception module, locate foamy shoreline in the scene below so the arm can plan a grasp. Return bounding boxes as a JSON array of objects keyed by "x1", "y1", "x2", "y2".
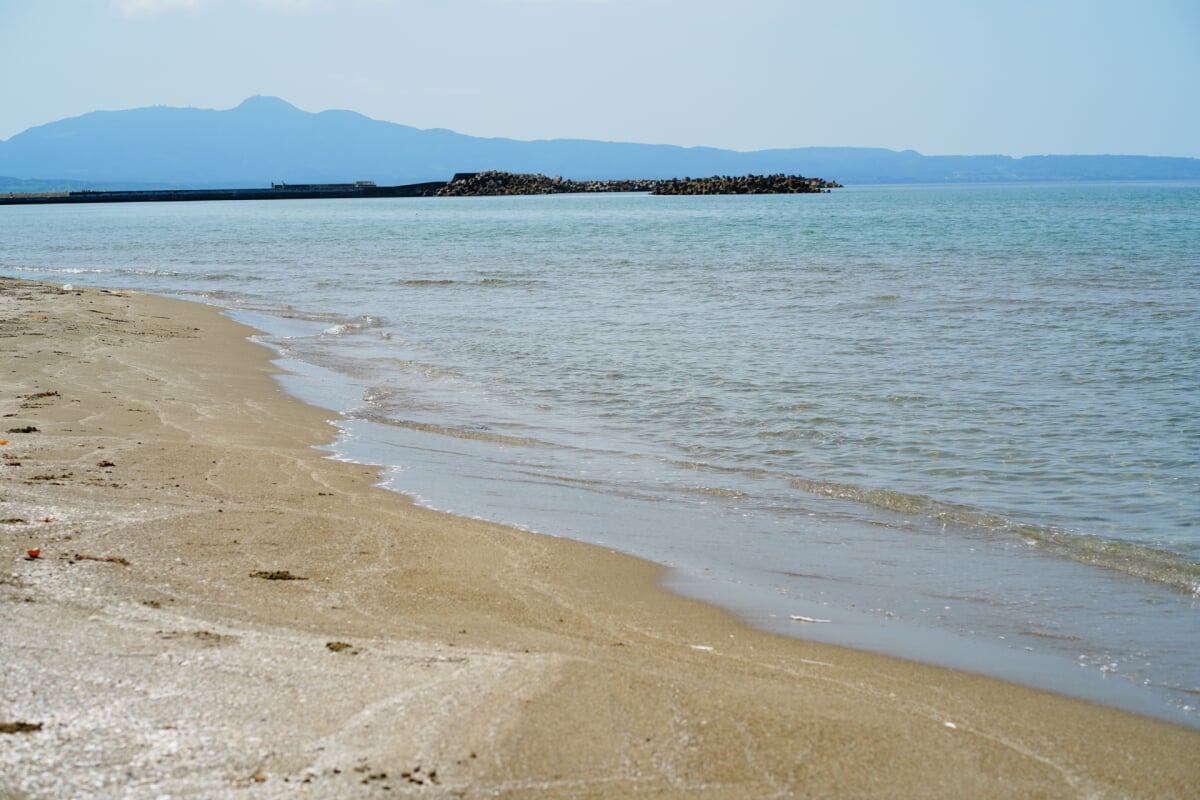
[{"x1": 2, "y1": 277, "x2": 1198, "y2": 798}]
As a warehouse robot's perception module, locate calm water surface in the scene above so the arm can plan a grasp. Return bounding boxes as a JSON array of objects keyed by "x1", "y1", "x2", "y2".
[{"x1": 3, "y1": 182, "x2": 1198, "y2": 725}]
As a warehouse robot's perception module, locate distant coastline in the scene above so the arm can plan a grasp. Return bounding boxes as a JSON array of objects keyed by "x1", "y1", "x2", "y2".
[
  {"x1": 0, "y1": 171, "x2": 840, "y2": 206},
  {"x1": 7, "y1": 97, "x2": 1197, "y2": 190}
]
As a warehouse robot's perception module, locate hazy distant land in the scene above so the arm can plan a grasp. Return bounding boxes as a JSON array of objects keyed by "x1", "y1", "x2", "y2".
[{"x1": 2, "y1": 96, "x2": 1199, "y2": 191}]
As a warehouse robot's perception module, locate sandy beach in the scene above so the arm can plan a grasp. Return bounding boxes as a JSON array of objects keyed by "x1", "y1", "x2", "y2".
[{"x1": 1, "y1": 276, "x2": 1197, "y2": 798}]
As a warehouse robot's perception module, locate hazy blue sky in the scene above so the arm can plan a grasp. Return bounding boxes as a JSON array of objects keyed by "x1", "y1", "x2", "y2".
[{"x1": 2, "y1": 0, "x2": 1197, "y2": 157}]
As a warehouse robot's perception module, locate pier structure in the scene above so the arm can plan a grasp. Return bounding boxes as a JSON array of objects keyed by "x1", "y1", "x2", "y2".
[{"x1": 0, "y1": 180, "x2": 447, "y2": 206}]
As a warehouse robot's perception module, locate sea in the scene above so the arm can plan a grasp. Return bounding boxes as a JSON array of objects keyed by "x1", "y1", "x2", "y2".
[{"x1": 3, "y1": 182, "x2": 1198, "y2": 727}]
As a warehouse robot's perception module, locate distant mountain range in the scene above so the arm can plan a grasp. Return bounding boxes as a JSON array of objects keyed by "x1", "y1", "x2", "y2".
[{"x1": 3, "y1": 96, "x2": 1199, "y2": 190}]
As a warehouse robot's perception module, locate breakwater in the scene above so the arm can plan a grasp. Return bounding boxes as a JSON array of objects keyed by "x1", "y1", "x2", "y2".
[
  {"x1": 652, "y1": 173, "x2": 840, "y2": 194},
  {"x1": 435, "y1": 172, "x2": 659, "y2": 196},
  {"x1": 1, "y1": 171, "x2": 840, "y2": 206},
  {"x1": 0, "y1": 180, "x2": 447, "y2": 206},
  {"x1": 437, "y1": 171, "x2": 840, "y2": 196}
]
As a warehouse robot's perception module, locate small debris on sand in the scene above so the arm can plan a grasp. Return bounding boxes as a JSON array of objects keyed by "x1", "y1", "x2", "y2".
[
  {"x1": 73, "y1": 553, "x2": 131, "y2": 566},
  {"x1": 398, "y1": 766, "x2": 438, "y2": 786},
  {"x1": 250, "y1": 570, "x2": 306, "y2": 581}
]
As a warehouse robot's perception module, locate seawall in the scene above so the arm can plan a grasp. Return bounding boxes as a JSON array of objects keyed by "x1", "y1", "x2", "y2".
[{"x1": 0, "y1": 181, "x2": 448, "y2": 206}]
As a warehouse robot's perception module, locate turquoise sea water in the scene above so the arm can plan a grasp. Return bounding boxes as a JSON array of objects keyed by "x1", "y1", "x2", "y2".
[{"x1": 3, "y1": 182, "x2": 1198, "y2": 725}]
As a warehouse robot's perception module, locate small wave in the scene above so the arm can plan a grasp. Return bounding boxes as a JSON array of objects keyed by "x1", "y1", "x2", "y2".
[
  {"x1": 195, "y1": 289, "x2": 244, "y2": 301},
  {"x1": 321, "y1": 315, "x2": 386, "y2": 336},
  {"x1": 356, "y1": 414, "x2": 545, "y2": 447},
  {"x1": 694, "y1": 486, "x2": 749, "y2": 499},
  {"x1": 1032, "y1": 532, "x2": 1200, "y2": 598},
  {"x1": 1017, "y1": 629, "x2": 1083, "y2": 642},
  {"x1": 756, "y1": 427, "x2": 834, "y2": 440},
  {"x1": 791, "y1": 477, "x2": 982, "y2": 521},
  {"x1": 477, "y1": 277, "x2": 544, "y2": 287},
  {"x1": 885, "y1": 394, "x2": 931, "y2": 404},
  {"x1": 362, "y1": 386, "x2": 392, "y2": 404},
  {"x1": 788, "y1": 475, "x2": 1200, "y2": 595},
  {"x1": 357, "y1": 360, "x2": 462, "y2": 382},
  {"x1": 117, "y1": 267, "x2": 183, "y2": 277},
  {"x1": 12, "y1": 265, "x2": 108, "y2": 275},
  {"x1": 393, "y1": 278, "x2": 544, "y2": 287},
  {"x1": 672, "y1": 459, "x2": 770, "y2": 478},
  {"x1": 194, "y1": 271, "x2": 259, "y2": 281}
]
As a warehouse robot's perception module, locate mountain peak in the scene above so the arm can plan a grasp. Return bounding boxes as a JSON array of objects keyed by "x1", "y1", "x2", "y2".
[{"x1": 233, "y1": 95, "x2": 301, "y2": 114}]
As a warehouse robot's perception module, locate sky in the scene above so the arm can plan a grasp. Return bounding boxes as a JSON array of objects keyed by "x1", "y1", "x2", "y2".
[{"x1": 1, "y1": 0, "x2": 1197, "y2": 157}]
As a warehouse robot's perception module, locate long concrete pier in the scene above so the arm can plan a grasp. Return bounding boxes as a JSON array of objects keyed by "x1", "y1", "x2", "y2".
[{"x1": 0, "y1": 180, "x2": 449, "y2": 206}]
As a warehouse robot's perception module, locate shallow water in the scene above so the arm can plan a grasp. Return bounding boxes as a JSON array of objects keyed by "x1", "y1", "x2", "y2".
[{"x1": 3, "y1": 182, "x2": 1198, "y2": 726}]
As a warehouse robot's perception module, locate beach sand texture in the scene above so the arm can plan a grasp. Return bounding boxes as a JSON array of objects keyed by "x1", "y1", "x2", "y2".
[{"x1": 1, "y1": 277, "x2": 1197, "y2": 798}]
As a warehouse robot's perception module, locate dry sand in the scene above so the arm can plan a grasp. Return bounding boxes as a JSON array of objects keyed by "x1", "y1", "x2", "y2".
[{"x1": 1, "y1": 276, "x2": 1198, "y2": 798}]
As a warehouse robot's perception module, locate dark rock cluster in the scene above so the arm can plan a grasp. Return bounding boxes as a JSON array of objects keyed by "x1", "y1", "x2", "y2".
[
  {"x1": 651, "y1": 174, "x2": 840, "y2": 194},
  {"x1": 435, "y1": 171, "x2": 838, "y2": 197},
  {"x1": 435, "y1": 171, "x2": 658, "y2": 196}
]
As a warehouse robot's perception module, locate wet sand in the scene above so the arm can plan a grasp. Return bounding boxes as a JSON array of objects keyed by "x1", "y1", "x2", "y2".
[{"x1": 2, "y1": 276, "x2": 1198, "y2": 798}]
